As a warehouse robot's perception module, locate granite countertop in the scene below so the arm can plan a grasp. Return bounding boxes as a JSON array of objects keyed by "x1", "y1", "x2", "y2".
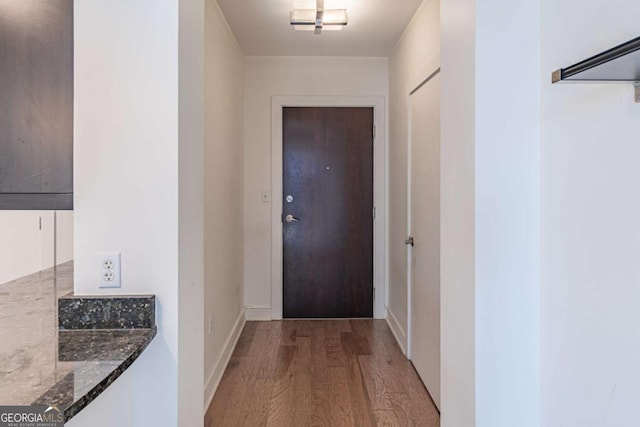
[{"x1": 0, "y1": 262, "x2": 156, "y2": 422}]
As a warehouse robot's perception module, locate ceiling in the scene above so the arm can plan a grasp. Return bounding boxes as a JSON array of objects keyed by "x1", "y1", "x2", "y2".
[{"x1": 216, "y1": 0, "x2": 424, "y2": 57}]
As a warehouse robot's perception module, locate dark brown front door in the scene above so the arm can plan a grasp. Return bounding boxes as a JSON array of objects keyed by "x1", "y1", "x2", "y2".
[{"x1": 283, "y1": 107, "x2": 374, "y2": 318}]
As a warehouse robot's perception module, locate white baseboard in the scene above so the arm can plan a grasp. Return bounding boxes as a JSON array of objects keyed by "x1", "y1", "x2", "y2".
[
  {"x1": 245, "y1": 306, "x2": 272, "y2": 321},
  {"x1": 386, "y1": 306, "x2": 407, "y2": 355},
  {"x1": 204, "y1": 308, "x2": 246, "y2": 413}
]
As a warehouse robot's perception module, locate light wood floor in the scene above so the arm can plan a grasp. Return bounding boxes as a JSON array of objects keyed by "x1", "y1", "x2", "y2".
[{"x1": 205, "y1": 320, "x2": 440, "y2": 427}]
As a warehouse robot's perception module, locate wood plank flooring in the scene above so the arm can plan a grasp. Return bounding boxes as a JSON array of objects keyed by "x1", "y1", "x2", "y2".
[{"x1": 205, "y1": 320, "x2": 440, "y2": 427}]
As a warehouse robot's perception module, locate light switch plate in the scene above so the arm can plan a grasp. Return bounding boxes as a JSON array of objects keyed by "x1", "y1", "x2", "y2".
[{"x1": 261, "y1": 191, "x2": 270, "y2": 203}]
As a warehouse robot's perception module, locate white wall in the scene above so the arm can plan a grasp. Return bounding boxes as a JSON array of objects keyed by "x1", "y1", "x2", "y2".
[
  {"x1": 474, "y1": 0, "x2": 541, "y2": 425},
  {"x1": 203, "y1": 0, "x2": 245, "y2": 408},
  {"x1": 388, "y1": 0, "x2": 440, "y2": 351},
  {"x1": 178, "y1": 0, "x2": 205, "y2": 424},
  {"x1": 541, "y1": 1, "x2": 640, "y2": 425},
  {"x1": 72, "y1": 0, "x2": 204, "y2": 425},
  {"x1": 243, "y1": 56, "x2": 389, "y2": 314},
  {"x1": 440, "y1": 0, "x2": 477, "y2": 423},
  {"x1": 440, "y1": 0, "x2": 541, "y2": 425}
]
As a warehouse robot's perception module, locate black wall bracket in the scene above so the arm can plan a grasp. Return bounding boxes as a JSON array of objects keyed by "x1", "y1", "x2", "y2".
[{"x1": 552, "y1": 36, "x2": 640, "y2": 103}]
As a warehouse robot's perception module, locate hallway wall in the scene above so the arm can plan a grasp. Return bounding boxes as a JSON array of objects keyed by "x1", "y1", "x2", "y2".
[
  {"x1": 540, "y1": 1, "x2": 640, "y2": 425},
  {"x1": 72, "y1": 0, "x2": 205, "y2": 425},
  {"x1": 203, "y1": 0, "x2": 245, "y2": 408},
  {"x1": 440, "y1": 0, "x2": 542, "y2": 424},
  {"x1": 243, "y1": 56, "x2": 389, "y2": 317},
  {"x1": 388, "y1": 0, "x2": 440, "y2": 351},
  {"x1": 74, "y1": 1, "x2": 181, "y2": 423}
]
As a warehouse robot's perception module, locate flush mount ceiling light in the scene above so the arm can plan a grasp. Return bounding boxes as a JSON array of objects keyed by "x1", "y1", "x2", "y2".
[{"x1": 291, "y1": 0, "x2": 348, "y2": 35}]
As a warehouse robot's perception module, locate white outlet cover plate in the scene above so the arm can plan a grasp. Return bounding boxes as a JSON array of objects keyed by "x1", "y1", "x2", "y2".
[{"x1": 99, "y1": 252, "x2": 121, "y2": 288}]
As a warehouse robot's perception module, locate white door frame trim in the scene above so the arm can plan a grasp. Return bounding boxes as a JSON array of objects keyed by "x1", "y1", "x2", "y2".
[{"x1": 271, "y1": 96, "x2": 387, "y2": 320}]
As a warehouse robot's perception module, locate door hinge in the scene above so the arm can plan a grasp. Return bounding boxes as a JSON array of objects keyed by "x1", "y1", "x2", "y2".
[
  {"x1": 373, "y1": 125, "x2": 376, "y2": 140},
  {"x1": 39, "y1": 216, "x2": 42, "y2": 231},
  {"x1": 373, "y1": 287, "x2": 376, "y2": 301},
  {"x1": 372, "y1": 206, "x2": 376, "y2": 219}
]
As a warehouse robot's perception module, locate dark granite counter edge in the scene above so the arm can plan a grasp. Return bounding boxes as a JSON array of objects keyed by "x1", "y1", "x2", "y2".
[
  {"x1": 32, "y1": 326, "x2": 157, "y2": 422},
  {"x1": 59, "y1": 294, "x2": 156, "y2": 330},
  {"x1": 58, "y1": 294, "x2": 155, "y2": 299},
  {"x1": 64, "y1": 326, "x2": 156, "y2": 422}
]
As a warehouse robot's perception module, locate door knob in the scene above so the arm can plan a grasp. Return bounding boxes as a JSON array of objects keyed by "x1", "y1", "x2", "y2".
[{"x1": 285, "y1": 214, "x2": 300, "y2": 223}]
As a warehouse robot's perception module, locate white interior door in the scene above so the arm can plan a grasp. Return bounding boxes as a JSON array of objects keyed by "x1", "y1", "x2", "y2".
[{"x1": 409, "y1": 71, "x2": 441, "y2": 409}]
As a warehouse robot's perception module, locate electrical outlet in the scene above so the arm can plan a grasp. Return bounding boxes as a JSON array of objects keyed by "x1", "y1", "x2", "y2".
[
  {"x1": 99, "y1": 252, "x2": 121, "y2": 288},
  {"x1": 103, "y1": 270, "x2": 115, "y2": 282}
]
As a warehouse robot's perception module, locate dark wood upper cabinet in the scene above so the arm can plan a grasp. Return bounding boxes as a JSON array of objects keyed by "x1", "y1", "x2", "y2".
[{"x1": 0, "y1": 0, "x2": 73, "y2": 210}]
